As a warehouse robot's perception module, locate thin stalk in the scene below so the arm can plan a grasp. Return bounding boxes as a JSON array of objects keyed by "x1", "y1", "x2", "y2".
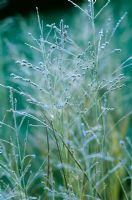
[
  {"x1": 50, "y1": 122, "x2": 68, "y2": 190},
  {"x1": 45, "y1": 127, "x2": 50, "y2": 200},
  {"x1": 46, "y1": 127, "x2": 50, "y2": 185}
]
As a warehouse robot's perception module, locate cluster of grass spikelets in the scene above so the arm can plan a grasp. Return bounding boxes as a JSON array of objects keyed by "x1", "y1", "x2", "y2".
[{"x1": 0, "y1": 0, "x2": 132, "y2": 199}]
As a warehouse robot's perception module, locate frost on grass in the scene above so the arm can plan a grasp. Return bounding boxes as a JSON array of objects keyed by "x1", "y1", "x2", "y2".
[{"x1": 0, "y1": 0, "x2": 132, "y2": 199}]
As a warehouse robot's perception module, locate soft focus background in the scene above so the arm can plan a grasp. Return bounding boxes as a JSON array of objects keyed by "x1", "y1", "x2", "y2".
[{"x1": 0, "y1": 0, "x2": 132, "y2": 199}]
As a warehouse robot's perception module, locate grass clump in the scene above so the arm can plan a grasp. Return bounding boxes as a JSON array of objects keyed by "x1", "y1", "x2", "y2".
[{"x1": 0, "y1": 0, "x2": 132, "y2": 199}]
